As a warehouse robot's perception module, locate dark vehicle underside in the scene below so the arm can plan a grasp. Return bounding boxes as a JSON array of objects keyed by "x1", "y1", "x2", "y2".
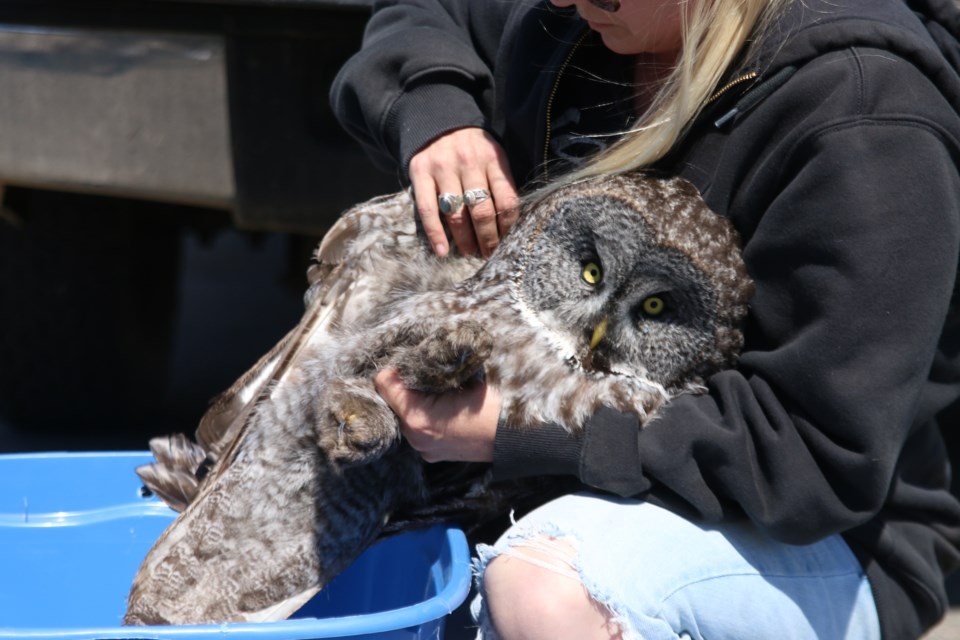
[{"x1": 0, "y1": 0, "x2": 397, "y2": 439}]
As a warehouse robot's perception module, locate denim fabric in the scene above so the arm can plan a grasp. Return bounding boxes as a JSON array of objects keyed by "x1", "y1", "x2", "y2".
[{"x1": 472, "y1": 492, "x2": 880, "y2": 640}]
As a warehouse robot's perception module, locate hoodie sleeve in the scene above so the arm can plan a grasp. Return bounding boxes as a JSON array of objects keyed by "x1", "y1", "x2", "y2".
[
  {"x1": 492, "y1": 51, "x2": 960, "y2": 545},
  {"x1": 330, "y1": 0, "x2": 515, "y2": 175}
]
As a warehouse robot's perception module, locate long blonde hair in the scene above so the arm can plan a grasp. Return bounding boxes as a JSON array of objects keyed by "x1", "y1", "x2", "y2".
[{"x1": 562, "y1": 0, "x2": 790, "y2": 182}]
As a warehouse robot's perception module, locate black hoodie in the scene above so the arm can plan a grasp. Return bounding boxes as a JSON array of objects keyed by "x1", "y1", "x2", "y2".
[{"x1": 332, "y1": 1, "x2": 960, "y2": 637}]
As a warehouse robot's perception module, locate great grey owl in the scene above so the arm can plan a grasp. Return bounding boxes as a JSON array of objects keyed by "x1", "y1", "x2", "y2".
[{"x1": 123, "y1": 173, "x2": 753, "y2": 625}]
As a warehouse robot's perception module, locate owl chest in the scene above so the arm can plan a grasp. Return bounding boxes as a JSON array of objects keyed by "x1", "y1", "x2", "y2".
[{"x1": 476, "y1": 308, "x2": 669, "y2": 433}]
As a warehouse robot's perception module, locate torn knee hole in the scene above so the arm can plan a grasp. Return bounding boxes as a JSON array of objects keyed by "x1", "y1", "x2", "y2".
[
  {"x1": 495, "y1": 534, "x2": 581, "y2": 581},
  {"x1": 481, "y1": 535, "x2": 623, "y2": 639}
]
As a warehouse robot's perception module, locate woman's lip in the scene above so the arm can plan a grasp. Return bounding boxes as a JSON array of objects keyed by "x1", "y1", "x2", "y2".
[{"x1": 586, "y1": 19, "x2": 614, "y2": 30}]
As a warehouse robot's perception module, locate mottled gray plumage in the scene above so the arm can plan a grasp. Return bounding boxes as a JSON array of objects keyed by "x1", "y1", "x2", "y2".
[{"x1": 124, "y1": 173, "x2": 752, "y2": 625}]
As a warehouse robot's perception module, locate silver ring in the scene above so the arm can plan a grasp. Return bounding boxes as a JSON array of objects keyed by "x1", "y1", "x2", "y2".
[
  {"x1": 438, "y1": 193, "x2": 463, "y2": 215},
  {"x1": 463, "y1": 188, "x2": 490, "y2": 208}
]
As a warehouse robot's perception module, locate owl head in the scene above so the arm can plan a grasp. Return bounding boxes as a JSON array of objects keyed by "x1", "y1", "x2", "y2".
[{"x1": 494, "y1": 173, "x2": 753, "y2": 392}]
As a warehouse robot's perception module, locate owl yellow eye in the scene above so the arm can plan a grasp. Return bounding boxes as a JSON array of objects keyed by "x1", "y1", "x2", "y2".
[
  {"x1": 642, "y1": 296, "x2": 666, "y2": 316},
  {"x1": 582, "y1": 262, "x2": 603, "y2": 285}
]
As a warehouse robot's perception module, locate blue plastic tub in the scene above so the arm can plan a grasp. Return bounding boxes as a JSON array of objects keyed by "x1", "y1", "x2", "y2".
[{"x1": 0, "y1": 452, "x2": 471, "y2": 639}]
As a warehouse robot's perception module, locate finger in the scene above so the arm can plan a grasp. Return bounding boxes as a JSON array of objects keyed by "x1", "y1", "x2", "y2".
[
  {"x1": 374, "y1": 369, "x2": 433, "y2": 439},
  {"x1": 488, "y1": 170, "x2": 521, "y2": 238},
  {"x1": 416, "y1": 150, "x2": 479, "y2": 257},
  {"x1": 373, "y1": 368, "x2": 407, "y2": 412},
  {"x1": 440, "y1": 184, "x2": 479, "y2": 258},
  {"x1": 471, "y1": 202, "x2": 499, "y2": 258},
  {"x1": 400, "y1": 409, "x2": 442, "y2": 459},
  {"x1": 409, "y1": 173, "x2": 450, "y2": 258},
  {"x1": 457, "y1": 178, "x2": 500, "y2": 258}
]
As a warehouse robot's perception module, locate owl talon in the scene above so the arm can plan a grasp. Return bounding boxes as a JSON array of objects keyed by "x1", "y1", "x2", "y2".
[
  {"x1": 319, "y1": 380, "x2": 400, "y2": 467},
  {"x1": 392, "y1": 321, "x2": 493, "y2": 393}
]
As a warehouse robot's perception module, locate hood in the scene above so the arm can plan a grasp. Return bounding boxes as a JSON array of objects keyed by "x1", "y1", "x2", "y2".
[{"x1": 729, "y1": 0, "x2": 960, "y2": 115}]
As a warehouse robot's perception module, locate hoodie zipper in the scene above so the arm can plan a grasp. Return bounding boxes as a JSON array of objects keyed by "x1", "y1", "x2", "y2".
[
  {"x1": 711, "y1": 66, "x2": 797, "y2": 128},
  {"x1": 707, "y1": 70, "x2": 760, "y2": 107},
  {"x1": 543, "y1": 30, "x2": 590, "y2": 181}
]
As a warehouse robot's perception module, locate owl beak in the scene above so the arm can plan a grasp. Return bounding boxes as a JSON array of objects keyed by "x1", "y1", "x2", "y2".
[{"x1": 589, "y1": 318, "x2": 608, "y2": 350}]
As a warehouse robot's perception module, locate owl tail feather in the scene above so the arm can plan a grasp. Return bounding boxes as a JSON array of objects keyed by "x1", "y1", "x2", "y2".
[
  {"x1": 136, "y1": 434, "x2": 209, "y2": 513},
  {"x1": 235, "y1": 586, "x2": 322, "y2": 623}
]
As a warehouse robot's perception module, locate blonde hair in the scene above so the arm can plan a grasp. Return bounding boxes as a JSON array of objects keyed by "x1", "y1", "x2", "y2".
[{"x1": 561, "y1": 0, "x2": 790, "y2": 182}]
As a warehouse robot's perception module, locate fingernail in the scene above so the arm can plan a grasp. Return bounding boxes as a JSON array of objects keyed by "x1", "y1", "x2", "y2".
[{"x1": 434, "y1": 244, "x2": 448, "y2": 257}]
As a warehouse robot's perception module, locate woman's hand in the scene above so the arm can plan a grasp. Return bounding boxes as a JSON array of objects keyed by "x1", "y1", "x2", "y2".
[
  {"x1": 374, "y1": 368, "x2": 500, "y2": 463},
  {"x1": 409, "y1": 127, "x2": 520, "y2": 258}
]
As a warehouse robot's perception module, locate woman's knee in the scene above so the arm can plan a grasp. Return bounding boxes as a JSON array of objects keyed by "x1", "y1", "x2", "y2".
[{"x1": 481, "y1": 536, "x2": 621, "y2": 640}]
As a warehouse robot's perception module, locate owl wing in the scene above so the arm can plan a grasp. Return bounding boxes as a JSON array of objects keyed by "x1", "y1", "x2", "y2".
[
  {"x1": 126, "y1": 191, "x2": 440, "y2": 624},
  {"x1": 135, "y1": 191, "x2": 422, "y2": 512}
]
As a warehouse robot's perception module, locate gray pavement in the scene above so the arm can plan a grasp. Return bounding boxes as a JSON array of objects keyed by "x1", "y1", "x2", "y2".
[
  {"x1": 925, "y1": 607, "x2": 960, "y2": 639},
  {"x1": 919, "y1": 572, "x2": 960, "y2": 639}
]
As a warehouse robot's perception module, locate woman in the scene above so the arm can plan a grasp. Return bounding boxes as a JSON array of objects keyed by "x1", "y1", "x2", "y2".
[{"x1": 331, "y1": 1, "x2": 960, "y2": 638}]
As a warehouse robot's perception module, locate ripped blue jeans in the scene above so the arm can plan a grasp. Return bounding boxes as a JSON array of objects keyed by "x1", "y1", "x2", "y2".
[{"x1": 471, "y1": 492, "x2": 880, "y2": 640}]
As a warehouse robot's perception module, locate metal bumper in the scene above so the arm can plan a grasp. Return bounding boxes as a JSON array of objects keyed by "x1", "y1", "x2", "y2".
[
  {"x1": 0, "y1": 1, "x2": 394, "y2": 234},
  {"x1": 0, "y1": 25, "x2": 234, "y2": 208}
]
